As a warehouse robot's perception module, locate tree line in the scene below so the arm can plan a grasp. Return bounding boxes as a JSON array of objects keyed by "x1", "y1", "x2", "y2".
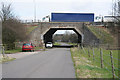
[{"x1": 53, "y1": 31, "x2": 78, "y2": 43}]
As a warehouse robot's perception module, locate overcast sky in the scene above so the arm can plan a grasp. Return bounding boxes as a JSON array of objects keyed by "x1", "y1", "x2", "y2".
[{"x1": 1, "y1": 0, "x2": 113, "y2": 20}]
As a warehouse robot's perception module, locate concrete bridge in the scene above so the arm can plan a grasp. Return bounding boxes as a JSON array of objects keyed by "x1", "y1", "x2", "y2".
[{"x1": 27, "y1": 22, "x2": 99, "y2": 47}]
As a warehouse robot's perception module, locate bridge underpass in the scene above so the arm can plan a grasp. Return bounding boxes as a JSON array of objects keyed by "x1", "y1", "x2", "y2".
[
  {"x1": 43, "y1": 28, "x2": 82, "y2": 47},
  {"x1": 28, "y1": 22, "x2": 99, "y2": 47}
]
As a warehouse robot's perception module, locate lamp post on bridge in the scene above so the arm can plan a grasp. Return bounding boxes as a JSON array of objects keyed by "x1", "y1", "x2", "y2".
[{"x1": 33, "y1": 0, "x2": 36, "y2": 22}]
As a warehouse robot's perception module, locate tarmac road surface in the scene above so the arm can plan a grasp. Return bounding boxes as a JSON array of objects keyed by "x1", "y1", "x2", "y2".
[{"x1": 2, "y1": 48, "x2": 76, "y2": 78}]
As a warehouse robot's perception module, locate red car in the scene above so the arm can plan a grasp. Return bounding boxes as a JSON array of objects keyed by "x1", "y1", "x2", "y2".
[{"x1": 22, "y1": 43, "x2": 34, "y2": 52}]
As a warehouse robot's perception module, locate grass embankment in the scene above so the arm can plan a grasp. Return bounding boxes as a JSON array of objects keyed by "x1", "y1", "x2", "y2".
[
  {"x1": 71, "y1": 47, "x2": 119, "y2": 78},
  {"x1": 88, "y1": 26, "x2": 114, "y2": 44},
  {"x1": 26, "y1": 26, "x2": 38, "y2": 35}
]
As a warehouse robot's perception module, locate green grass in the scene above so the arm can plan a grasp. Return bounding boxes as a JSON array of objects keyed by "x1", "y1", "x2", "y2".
[
  {"x1": 34, "y1": 46, "x2": 43, "y2": 51},
  {"x1": 53, "y1": 42, "x2": 61, "y2": 45},
  {"x1": 88, "y1": 26, "x2": 114, "y2": 44},
  {"x1": 26, "y1": 26, "x2": 38, "y2": 35},
  {"x1": 68, "y1": 43, "x2": 77, "y2": 46},
  {"x1": 71, "y1": 47, "x2": 119, "y2": 78},
  {"x1": 5, "y1": 48, "x2": 22, "y2": 54}
]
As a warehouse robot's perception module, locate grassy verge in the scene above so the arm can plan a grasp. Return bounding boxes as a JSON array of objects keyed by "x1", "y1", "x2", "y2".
[
  {"x1": 68, "y1": 43, "x2": 77, "y2": 46},
  {"x1": 5, "y1": 48, "x2": 22, "y2": 54},
  {"x1": 53, "y1": 42, "x2": 61, "y2": 45},
  {"x1": 71, "y1": 47, "x2": 119, "y2": 78},
  {"x1": 34, "y1": 46, "x2": 44, "y2": 51},
  {"x1": 0, "y1": 56, "x2": 16, "y2": 63}
]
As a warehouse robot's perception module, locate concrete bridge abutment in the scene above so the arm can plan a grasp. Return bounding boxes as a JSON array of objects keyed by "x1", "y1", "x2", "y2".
[{"x1": 28, "y1": 22, "x2": 99, "y2": 47}]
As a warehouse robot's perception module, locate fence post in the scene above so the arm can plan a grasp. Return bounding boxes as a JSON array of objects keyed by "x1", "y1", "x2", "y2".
[
  {"x1": 78, "y1": 44, "x2": 80, "y2": 53},
  {"x1": 93, "y1": 48, "x2": 95, "y2": 61},
  {"x1": 78, "y1": 44, "x2": 80, "y2": 49},
  {"x1": 88, "y1": 47, "x2": 90, "y2": 57},
  {"x1": 100, "y1": 48, "x2": 104, "y2": 68},
  {"x1": 110, "y1": 51, "x2": 115, "y2": 79}
]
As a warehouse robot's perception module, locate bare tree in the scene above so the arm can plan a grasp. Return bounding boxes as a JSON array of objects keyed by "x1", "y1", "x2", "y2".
[
  {"x1": 0, "y1": 3, "x2": 13, "y2": 21},
  {"x1": 0, "y1": 3, "x2": 26, "y2": 49},
  {"x1": 112, "y1": 0, "x2": 120, "y2": 23},
  {"x1": 53, "y1": 31, "x2": 78, "y2": 43},
  {"x1": 112, "y1": 0, "x2": 120, "y2": 48}
]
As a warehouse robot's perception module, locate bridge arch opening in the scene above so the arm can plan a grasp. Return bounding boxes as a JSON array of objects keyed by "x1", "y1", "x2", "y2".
[{"x1": 43, "y1": 28, "x2": 83, "y2": 47}]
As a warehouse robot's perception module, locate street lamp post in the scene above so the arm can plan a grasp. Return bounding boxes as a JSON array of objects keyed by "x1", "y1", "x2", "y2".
[{"x1": 33, "y1": 0, "x2": 36, "y2": 22}]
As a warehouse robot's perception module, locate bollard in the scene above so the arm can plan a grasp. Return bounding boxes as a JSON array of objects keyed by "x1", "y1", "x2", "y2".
[
  {"x1": 2, "y1": 46, "x2": 5, "y2": 57},
  {"x1": 100, "y1": 48, "x2": 104, "y2": 68}
]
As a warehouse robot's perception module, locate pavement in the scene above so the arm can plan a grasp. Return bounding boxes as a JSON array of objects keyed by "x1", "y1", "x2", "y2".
[
  {"x1": 2, "y1": 48, "x2": 76, "y2": 78},
  {"x1": 5, "y1": 51, "x2": 40, "y2": 59},
  {"x1": 0, "y1": 51, "x2": 40, "y2": 60}
]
